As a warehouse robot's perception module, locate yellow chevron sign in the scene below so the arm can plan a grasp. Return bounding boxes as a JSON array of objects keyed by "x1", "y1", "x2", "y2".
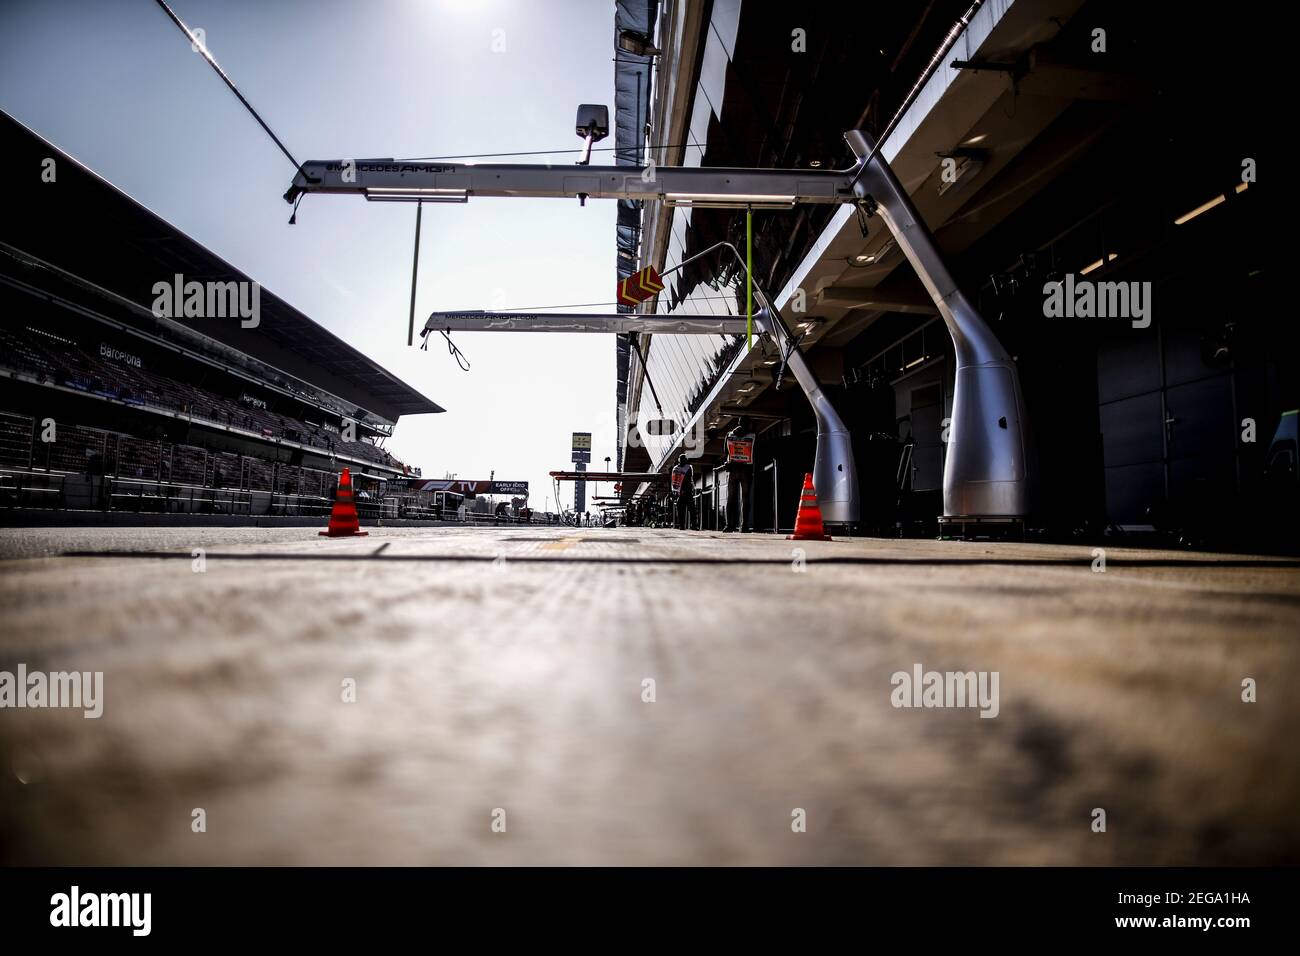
[{"x1": 616, "y1": 265, "x2": 665, "y2": 306}]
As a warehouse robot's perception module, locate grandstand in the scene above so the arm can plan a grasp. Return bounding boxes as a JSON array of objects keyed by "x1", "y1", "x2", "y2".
[{"x1": 0, "y1": 109, "x2": 443, "y2": 521}]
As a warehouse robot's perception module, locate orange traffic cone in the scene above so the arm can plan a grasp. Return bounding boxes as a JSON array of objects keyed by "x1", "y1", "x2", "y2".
[
  {"x1": 787, "y1": 473, "x2": 832, "y2": 541},
  {"x1": 319, "y1": 467, "x2": 369, "y2": 537}
]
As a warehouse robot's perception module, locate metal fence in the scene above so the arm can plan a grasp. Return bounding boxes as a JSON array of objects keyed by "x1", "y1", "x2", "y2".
[
  {"x1": 105, "y1": 477, "x2": 254, "y2": 515},
  {"x1": 0, "y1": 410, "x2": 383, "y2": 517},
  {"x1": 0, "y1": 411, "x2": 542, "y2": 523},
  {"x1": 3, "y1": 411, "x2": 338, "y2": 491},
  {"x1": 0, "y1": 468, "x2": 66, "y2": 508},
  {"x1": 0, "y1": 411, "x2": 34, "y2": 468}
]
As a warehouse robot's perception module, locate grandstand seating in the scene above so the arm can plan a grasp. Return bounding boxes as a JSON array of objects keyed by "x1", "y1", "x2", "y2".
[
  {"x1": 1, "y1": 407, "x2": 347, "y2": 499},
  {"x1": 0, "y1": 406, "x2": 546, "y2": 522},
  {"x1": 0, "y1": 325, "x2": 408, "y2": 471},
  {"x1": 0, "y1": 408, "x2": 481, "y2": 520},
  {"x1": 0, "y1": 410, "x2": 32, "y2": 468}
]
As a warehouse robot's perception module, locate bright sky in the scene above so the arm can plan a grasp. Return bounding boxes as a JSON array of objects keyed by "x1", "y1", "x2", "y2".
[{"x1": 0, "y1": 0, "x2": 622, "y2": 512}]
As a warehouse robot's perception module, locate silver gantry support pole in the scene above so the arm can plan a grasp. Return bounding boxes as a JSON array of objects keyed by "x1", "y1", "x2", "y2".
[
  {"x1": 844, "y1": 130, "x2": 1031, "y2": 518},
  {"x1": 664, "y1": 241, "x2": 859, "y2": 528}
]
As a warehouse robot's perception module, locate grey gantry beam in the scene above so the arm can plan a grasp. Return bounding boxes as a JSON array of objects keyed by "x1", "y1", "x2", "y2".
[
  {"x1": 285, "y1": 160, "x2": 853, "y2": 208},
  {"x1": 423, "y1": 311, "x2": 751, "y2": 335}
]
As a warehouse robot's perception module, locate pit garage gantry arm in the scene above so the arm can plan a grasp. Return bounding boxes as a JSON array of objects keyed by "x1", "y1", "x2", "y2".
[
  {"x1": 284, "y1": 159, "x2": 853, "y2": 208},
  {"x1": 420, "y1": 243, "x2": 860, "y2": 528},
  {"x1": 285, "y1": 130, "x2": 1032, "y2": 522}
]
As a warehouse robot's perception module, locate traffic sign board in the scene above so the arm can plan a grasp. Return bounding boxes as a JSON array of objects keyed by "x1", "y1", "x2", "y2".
[{"x1": 617, "y1": 265, "x2": 664, "y2": 306}]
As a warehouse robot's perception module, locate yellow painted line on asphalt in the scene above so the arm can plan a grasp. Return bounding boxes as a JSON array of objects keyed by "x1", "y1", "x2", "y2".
[{"x1": 540, "y1": 538, "x2": 579, "y2": 552}]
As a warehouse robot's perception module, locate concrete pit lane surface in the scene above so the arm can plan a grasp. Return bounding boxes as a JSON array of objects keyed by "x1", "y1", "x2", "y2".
[{"x1": 1, "y1": 526, "x2": 1297, "y2": 865}]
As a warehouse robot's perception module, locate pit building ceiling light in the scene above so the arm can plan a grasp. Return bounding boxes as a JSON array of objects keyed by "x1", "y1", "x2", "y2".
[
  {"x1": 1174, "y1": 194, "x2": 1226, "y2": 225},
  {"x1": 1080, "y1": 253, "x2": 1118, "y2": 275}
]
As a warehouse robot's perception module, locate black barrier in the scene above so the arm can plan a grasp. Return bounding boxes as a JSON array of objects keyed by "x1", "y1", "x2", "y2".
[{"x1": 0, "y1": 868, "x2": 1290, "y2": 942}]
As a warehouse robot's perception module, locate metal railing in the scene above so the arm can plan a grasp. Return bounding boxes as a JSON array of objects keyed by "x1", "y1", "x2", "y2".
[
  {"x1": 764, "y1": 459, "x2": 780, "y2": 533},
  {"x1": 269, "y1": 492, "x2": 333, "y2": 516},
  {"x1": 0, "y1": 469, "x2": 66, "y2": 508},
  {"x1": 105, "y1": 476, "x2": 254, "y2": 514},
  {"x1": 0, "y1": 412, "x2": 544, "y2": 523}
]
